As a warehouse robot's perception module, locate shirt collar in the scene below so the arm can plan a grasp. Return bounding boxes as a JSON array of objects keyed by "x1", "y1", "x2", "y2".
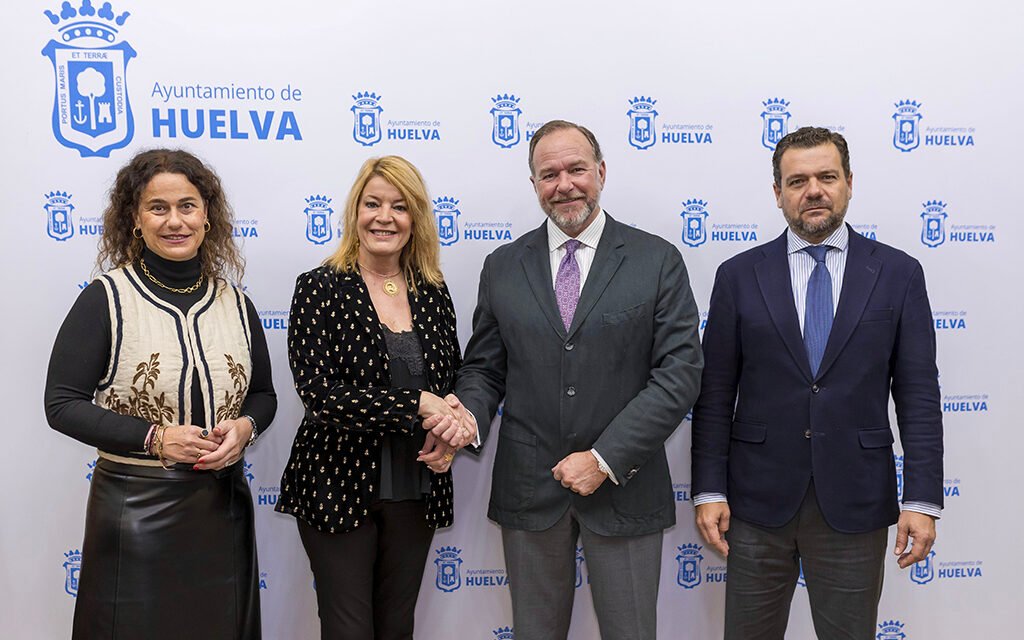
[
  {"x1": 548, "y1": 209, "x2": 607, "y2": 253},
  {"x1": 787, "y1": 223, "x2": 849, "y2": 255}
]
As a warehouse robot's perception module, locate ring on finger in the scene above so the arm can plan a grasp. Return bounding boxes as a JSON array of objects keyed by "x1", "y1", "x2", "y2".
[{"x1": 199, "y1": 428, "x2": 210, "y2": 439}]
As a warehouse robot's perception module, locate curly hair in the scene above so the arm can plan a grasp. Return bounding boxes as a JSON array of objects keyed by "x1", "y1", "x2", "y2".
[
  {"x1": 96, "y1": 149, "x2": 244, "y2": 282},
  {"x1": 325, "y1": 155, "x2": 443, "y2": 294}
]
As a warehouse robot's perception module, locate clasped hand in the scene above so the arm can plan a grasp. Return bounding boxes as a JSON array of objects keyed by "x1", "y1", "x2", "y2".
[
  {"x1": 417, "y1": 392, "x2": 477, "y2": 473},
  {"x1": 160, "y1": 418, "x2": 254, "y2": 471}
]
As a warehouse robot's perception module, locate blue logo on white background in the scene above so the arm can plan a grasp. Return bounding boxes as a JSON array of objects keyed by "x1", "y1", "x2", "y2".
[
  {"x1": 894, "y1": 454, "x2": 904, "y2": 501},
  {"x1": 797, "y1": 559, "x2": 806, "y2": 588},
  {"x1": 892, "y1": 100, "x2": 923, "y2": 152},
  {"x1": 575, "y1": 546, "x2": 587, "y2": 588},
  {"x1": 493, "y1": 627, "x2": 515, "y2": 640},
  {"x1": 627, "y1": 96, "x2": 658, "y2": 150},
  {"x1": 243, "y1": 460, "x2": 254, "y2": 485},
  {"x1": 42, "y1": 1, "x2": 136, "y2": 157},
  {"x1": 676, "y1": 544, "x2": 704, "y2": 589},
  {"x1": 304, "y1": 195, "x2": 334, "y2": 245},
  {"x1": 761, "y1": 98, "x2": 791, "y2": 150},
  {"x1": 909, "y1": 550, "x2": 936, "y2": 585},
  {"x1": 434, "y1": 196, "x2": 461, "y2": 246},
  {"x1": 63, "y1": 549, "x2": 82, "y2": 597},
  {"x1": 920, "y1": 200, "x2": 947, "y2": 248},
  {"x1": 351, "y1": 92, "x2": 383, "y2": 146},
  {"x1": 434, "y1": 546, "x2": 463, "y2": 592},
  {"x1": 86, "y1": 458, "x2": 97, "y2": 482},
  {"x1": 44, "y1": 191, "x2": 75, "y2": 241},
  {"x1": 491, "y1": 94, "x2": 522, "y2": 148},
  {"x1": 877, "y1": 620, "x2": 907, "y2": 640},
  {"x1": 680, "y1": 199, "x2": 709, "y2": 248}
]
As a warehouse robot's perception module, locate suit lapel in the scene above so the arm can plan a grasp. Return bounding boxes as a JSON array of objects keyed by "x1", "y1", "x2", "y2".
[
  {"x1": 755, "y1": 232, "x2": 813, "y2": 380},
  {"x1": 345, "y1": 271, "x2": 390, "y2": 366},
  {"x1": 567, "y1": 217, "x2": 625, "y2": 338},
  {"x1": 816, "y1": 228, "x2": 881, "y2": 379},
  {"x1": 520, "y1": 223, "x2": 567, "y2": 338}
]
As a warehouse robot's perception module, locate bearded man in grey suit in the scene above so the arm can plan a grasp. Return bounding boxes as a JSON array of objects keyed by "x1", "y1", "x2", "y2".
[{"x1": 452, "y1": 120, "x2": 703, "y2": 639}]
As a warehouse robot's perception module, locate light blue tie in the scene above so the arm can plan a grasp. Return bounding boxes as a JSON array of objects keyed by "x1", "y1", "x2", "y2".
[{"x1": 803, "y1": 245, "x2": 833, "y2": 376}]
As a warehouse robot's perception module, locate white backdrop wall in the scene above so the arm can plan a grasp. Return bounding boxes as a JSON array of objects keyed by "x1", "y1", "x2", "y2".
[{"x1": 2, "y1": 1, "x2": 1021, "y2": 638}]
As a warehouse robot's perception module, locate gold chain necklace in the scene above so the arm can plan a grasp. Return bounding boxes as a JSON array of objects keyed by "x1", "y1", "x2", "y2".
[
  {"x1": 139, "y1": 259, "x2": 205, "y2": 294},
  {"x1": 359, "y1": 263, "x2": 402, "y2": 297}
]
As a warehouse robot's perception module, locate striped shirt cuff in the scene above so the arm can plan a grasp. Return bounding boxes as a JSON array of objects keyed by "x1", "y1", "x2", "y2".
[
  {"x1": 693, "y1": 492, "x2": 728, "y2": 506},
  {"x1": 590, "y1": 449, "x2": 618, "y2": 485},
  {"x1": 902, "y1": 501, "x2": 942, "y2": 519}
]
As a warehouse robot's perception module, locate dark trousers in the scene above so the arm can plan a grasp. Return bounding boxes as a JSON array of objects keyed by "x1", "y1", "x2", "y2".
[
  {"x1": 501, "y1": 508, "x2": 663, "y2": 640},
  {"x1": 724, "y1": 483, "x2": 888, "y2": 640},
  {"x1": 297, "y1": 500, "x2": 435, "y2": 640}
]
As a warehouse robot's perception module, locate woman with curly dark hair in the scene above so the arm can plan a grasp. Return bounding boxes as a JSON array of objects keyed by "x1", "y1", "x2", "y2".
[{"x1": 44, "y1": 148, "x2": 276, "y2": 639}]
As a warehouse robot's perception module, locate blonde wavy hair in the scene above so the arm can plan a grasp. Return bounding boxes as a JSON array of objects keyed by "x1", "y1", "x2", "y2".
[
  {"x1": 96, "y1": 149, "x2": 244, "y2": 282},
  {"x1": 325, "y1": 156, "x2": 443, "y2": 293}
]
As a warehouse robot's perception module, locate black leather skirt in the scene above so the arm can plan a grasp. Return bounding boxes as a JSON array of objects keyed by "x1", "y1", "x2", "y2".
[{"x1": 72, "y1": 458, "x2": 260, "y2": 640}]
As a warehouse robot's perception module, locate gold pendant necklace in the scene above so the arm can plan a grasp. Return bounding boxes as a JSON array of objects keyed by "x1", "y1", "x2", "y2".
[
  {"x1": 359, "y1": 263, "x2": 402, "y2": 296},
  {"x1": 139, "y1": 259, "x2": 205, "y2": 294}
]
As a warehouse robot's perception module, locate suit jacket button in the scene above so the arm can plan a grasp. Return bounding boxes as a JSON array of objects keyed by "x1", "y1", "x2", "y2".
[
  {"x1": 564, "y1": 342, "x2": 575, "y2": 351},
  {"x1": 811, "y1": 384, "x2": 820, "y2": 393},
  {"x1": 566, "y1": 386, "x2": 576, "y2": 397},
  {"x1": 804, "y1": 429, "x2": 812, "y2": 439}
]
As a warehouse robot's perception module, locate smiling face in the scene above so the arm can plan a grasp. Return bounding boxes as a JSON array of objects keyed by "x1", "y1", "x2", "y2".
[
  {"x1": 773, "y1": 142, "x2": 853, "y2": 243},
  {"x1": 134, "y1": 172, "x2": 207, "y2": 261},
  {"x1": 355, "y1": 175, "x2": 412, "y2": 267},
  {"x1": 530, "y1": 128, "x2": 606, "y2": 237}
]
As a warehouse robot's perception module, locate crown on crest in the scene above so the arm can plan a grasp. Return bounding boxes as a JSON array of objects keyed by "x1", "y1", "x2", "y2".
[
  {"x1": 45, "y1": 191, "x2": 73, "y2": 202},
  {"x1": 677, "y1": 543, "x2": 703, "y2": 555},
  {"x1": 628, "y1": 96, "x2": 657, "y2": 111},
  {"x1": 64, "y1": 549, "x2": 83, "y2": 562},
  {"x1": 493, "y1": 627, "x2": 515, "y2": 639},
  {"x1": 435, "y1": 546, "x2": 462, "y2": 557},
  {"x1": 44, "y1": 1, "x2": 130, "y2": 42},
  {"x1": 682, "y1": 199, "x2": 709, "y2": 212},
  {"x1": 305, "y1": 195, "x2": 332, "y2": 209},
  {"x1": 762, "y1": 97, "x2": 790, "y2": 111},
  {"x1": 922, "y1": 200, "x2": 947, "y2": 210},
  {"x1": 433, "y1": 196, "x2": 460, "y2": 210},
  {"x1": 492, "y1": 94, "x2": 521, "y2": 109},
  {"x1": 352, "y1": 92, "x2": 382, "y2": 106},
  {"x1": 894, "y1": 99, "x2": 922, "y2": 113},
  {"x1": 878, "y1": 620, "x2": 906, "y2": 633}
]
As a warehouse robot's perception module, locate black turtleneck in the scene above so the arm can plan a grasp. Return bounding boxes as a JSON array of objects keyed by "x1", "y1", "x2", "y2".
[{"x1": 44, "y1": 248, "x2": 277, "y2": 454}]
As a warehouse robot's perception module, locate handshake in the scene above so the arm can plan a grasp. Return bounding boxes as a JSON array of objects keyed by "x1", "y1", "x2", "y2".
[{"x1": 416, "y1": 392, "x2": 478, "y2": 473}]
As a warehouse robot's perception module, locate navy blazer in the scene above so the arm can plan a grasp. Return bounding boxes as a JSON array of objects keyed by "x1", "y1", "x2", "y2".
[{"x1": 691, "y1": 226, "x2": 943, "y2": 533}]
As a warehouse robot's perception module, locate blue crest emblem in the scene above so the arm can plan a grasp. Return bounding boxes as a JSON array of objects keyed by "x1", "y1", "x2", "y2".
[
  {"x1": 493, "y1": 626, "x2": 515, "y2": 640},
  {"x1": 627, "y1": 96, "x2": 658, "y2": 150},
  {"x1": 676, "y1": 544, "x2": 703, "y2": 589},
  {"x1": 351, "y1": 91, "x2": 383, "y2": 146},
  {"x1": 680, "y1": 199, "x2": 709, "y2": 248},
  {"x1": 433, "y1": 196, "x2": 461, "y2": 246},
  {"x1": 574, "y1": 545, "x2": 585, "y2": 588},
  {"x1": 86, "y1": 458, "x2": 97, "y2": 482},
  {"x1": 243, "y1": 460, "x2": 254, "y2": 485},
  {"x1": 892, "y1": 100, "x2": 923, "y2": 152},
  {"x1": 877, "y1": 620, "x2": 907, "y2": 640},
  {"x1": 910, "y1": 550, "x2": 936, "y2": 585},
  {"x1": 64, "y1": 549, "x2": 82, "y2": 597},
  {"x1": 919, "y1": 200, "x2": 948, "y2": 248},
  {"x1": 41, "y1": 2, "x2": 136, "y2": 158},
  {"x1": 434, "y1": 546, "x2": 463, "y2": 592},
  {"x1": 44, "y1": 191, "x2": 75, "y2": 241},
  {"x1": 894, "y1": 454, "x2": 904, "y2": 501},
  {"x1": 796, "y1": 559, "x2": 806, "y2": 588},
  {"x1": 491, "y1": 94, "x2": 522, "y2": 148},
  {"x1": 304, "y1": 195, "x2": 334, "y2": 245},
  {"x1": 761, "y1": 98, "x2": 791, "y2": 150}
]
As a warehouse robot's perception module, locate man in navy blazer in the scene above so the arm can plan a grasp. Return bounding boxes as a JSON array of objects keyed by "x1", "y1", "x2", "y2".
[{"x1": 691, "y1": 127, "x2": 943, "y2": 640}]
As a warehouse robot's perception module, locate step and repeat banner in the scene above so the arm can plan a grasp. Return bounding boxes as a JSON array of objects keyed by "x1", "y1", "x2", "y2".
[{"x1": 2, "y1": 1, "x2": 1020, "y2": 638}]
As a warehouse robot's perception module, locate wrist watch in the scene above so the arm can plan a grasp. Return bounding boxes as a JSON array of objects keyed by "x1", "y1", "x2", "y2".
[{"x1": 242, "y1": 415, "x2": 258, "y2": 447}]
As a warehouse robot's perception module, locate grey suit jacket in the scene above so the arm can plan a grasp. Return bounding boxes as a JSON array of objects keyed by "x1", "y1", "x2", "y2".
[{"x1": 456, "y1": 215, "x2": 703, "y2": 536}]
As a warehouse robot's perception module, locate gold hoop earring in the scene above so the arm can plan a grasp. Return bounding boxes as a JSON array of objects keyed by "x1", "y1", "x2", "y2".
[
  {"x1": 204, "y1": 220, "x2": 211, "y2": 232},
  {"x1": 132, "y1": 227, "x2": 143, "y2": 239}
]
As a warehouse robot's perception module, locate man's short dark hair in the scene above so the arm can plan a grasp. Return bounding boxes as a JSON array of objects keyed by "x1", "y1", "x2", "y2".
[
  {"x1": 528, "y1": 120, "x2": 603, "y2": 175},
  {"x1": 772, "y1": 127, "x2": 851, "y2": 186}
]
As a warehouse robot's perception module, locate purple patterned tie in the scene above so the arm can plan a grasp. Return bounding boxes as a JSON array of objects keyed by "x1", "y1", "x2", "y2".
[{"x1": 556, "y1": 239, "x2": 582, "y2": 330}]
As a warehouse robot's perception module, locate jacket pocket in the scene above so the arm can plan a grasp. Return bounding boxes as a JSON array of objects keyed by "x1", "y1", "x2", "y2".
[
  {"x1": 858, "y1": 428, "x2": 895, "y2": 448},
  {"x1": 730, "y1": 421, "x2": 766, "y2": 444},
  {"x1": 602, "y1": 302, "x2": 647, "y2": 325},
  {"x1": 490, "y1": 424, "x2": 537, "y2": 512}
]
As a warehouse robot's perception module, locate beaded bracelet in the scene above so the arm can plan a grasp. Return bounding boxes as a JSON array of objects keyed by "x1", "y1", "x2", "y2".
[
  {"x1": 155, "y1": 425, "x2": 172, "y2": 470},
  {"x1": 143, "y1": 424, "x2": 157, "y2": 455}
]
